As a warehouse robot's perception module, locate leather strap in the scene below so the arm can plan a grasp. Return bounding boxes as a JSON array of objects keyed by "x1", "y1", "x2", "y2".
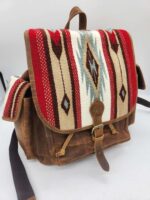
[
  {"x1": 136, "y1": 65, "x2": 150, "y2": 108},
  {"x1": 9, "y1": 129, "x2": 36, "y2": 200},
  {"x1": 136, "y1": 65, "x2": 146, "y2": 90},
  {"x1": 137, "y1": 97, "x2": 150, "y2": 108},
  {"x1": 0, "y1": 71, "x2": 6, "y2": 91},
  {"x1": 65, "y1": 6, "x2": 87, "y2": 30},
  {"x1": 90, "y1": 99, "x2": 109, "y2": 171}
]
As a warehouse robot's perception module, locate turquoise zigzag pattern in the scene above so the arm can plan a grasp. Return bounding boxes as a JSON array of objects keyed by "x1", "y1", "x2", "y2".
[{"x1": 76, "y1": 31, "x2": 107, "y2": 102}]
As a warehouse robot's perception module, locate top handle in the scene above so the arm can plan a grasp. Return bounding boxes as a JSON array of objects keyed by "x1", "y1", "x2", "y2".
[{"x1": 65, "y1": 6, "x2": 87, "y2": 30}]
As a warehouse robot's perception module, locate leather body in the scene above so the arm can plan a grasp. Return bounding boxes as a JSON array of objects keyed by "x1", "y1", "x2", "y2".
[{"x1": 15, "y1": 95, "x2": 135, "y2": 165}]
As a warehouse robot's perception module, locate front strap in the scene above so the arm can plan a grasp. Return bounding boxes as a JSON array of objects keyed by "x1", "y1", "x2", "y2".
[
  {"x1": 95, "y1": 141, "x2": 109, "y2": 171},
  {"x1": 90, "y1": 99, "x2": 109, "y2": 171},
  {"x1": 9, "y1": 129, "x2": 36, "y2": 200}
]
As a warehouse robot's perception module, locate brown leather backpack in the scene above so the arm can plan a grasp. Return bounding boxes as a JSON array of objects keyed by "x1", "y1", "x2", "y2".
[{"x1": 2, "y1": 6, "x2": 150, "y2": 200}]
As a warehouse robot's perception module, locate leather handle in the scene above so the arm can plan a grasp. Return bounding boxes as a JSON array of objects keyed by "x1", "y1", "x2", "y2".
[{"x1": 65, "y1": 6, "x2": 87, "y2": 30}]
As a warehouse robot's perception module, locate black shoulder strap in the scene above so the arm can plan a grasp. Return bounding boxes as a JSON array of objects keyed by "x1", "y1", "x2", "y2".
[
  {"x1": 2, "y1": 74, "x2": 35, "y2": 199},
  {"x1": 137, "y1": 97, "x2": 150, "y2": 108},
  {"x1": 9, "y1": 129, "x2": 36, "y2": 200},
  {"x1": 136, "y1": 65, "x2": 150, "y2": 108},
  {"x1": 0, "y1": 71, "x2": 6, "y2": 91}
]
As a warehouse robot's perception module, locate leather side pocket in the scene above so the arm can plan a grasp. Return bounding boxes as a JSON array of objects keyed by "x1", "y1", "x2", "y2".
[{"x1": 15, "y1": 97, "x2": 35, "y2": 159}]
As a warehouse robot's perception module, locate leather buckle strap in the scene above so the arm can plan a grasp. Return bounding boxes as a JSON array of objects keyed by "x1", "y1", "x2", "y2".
[
  {"x1": 92, "y1": 124, "x2": 104, "y2": 142},
  {"x1": 92, "y1": 134, "x2": 104, "y2": 143},
  {"x1": 90, "y1": 99, "x2": 109, "y2": 171},
  {"x1": 92, "y1": 124, "x2": 104, "y2": 135}
]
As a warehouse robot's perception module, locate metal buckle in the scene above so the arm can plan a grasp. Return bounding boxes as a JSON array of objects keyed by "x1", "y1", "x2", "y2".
[
  {"x1": 92, "y1": 124, "x2": 104, "y2": 134},
  {"x1": 92, "y1": 124, "x2": 104, "y2": 142}
]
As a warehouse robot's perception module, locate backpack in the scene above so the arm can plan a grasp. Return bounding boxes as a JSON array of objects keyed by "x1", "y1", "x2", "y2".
[{"x1": 2, "y1": 6, "x2": 150, "y2": 200}]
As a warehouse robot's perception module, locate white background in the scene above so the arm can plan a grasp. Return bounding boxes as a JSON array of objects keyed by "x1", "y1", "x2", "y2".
[{"x1": 0, "y1": 0, "x2": 150, "y2": 200}]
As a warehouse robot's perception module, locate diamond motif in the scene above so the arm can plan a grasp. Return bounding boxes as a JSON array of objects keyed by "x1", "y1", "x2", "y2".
[
  {"x1": 61, "y1": 93, "x2": 70, "y2": 114},
  {"x1": 119, "y1": 84, "x2": 126, "y2": 102},
  {"x1": 86, "y1": 44, "x2": 99, "y2": 88},
  {"x1": 108, "y1": 31, "x2": 119, "y2": 53},
  {"x1": 111, "y1": 43, "x2": 119, "y2": 53}
]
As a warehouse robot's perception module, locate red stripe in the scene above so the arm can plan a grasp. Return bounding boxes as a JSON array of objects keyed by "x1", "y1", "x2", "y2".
[
  {"x1": 64, "y1": 30, "x2": 82, "y2": 128},
  {"x1": 117, "y1": 30, "x2": 137, "y2": 109},
  {"x1": 29, "y1": 29, "x2": 55, "y2": 126},
  {"x1": 99, "y1": 30, "x2": 117, "y2": 119},
  {"x1": 3, "y1": 79, "x2": 23, "y2": 118},
  {"x1": 46, "y1": 30, "x2": 60, "y2": 128}
]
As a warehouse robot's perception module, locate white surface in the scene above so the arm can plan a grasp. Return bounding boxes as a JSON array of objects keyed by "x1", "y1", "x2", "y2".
[
  {"x1": 0, "y1": 0, "x2": 150, "y2": 94},
  {"x1": 0, "y1": 104, "x2": 150, "y2": 200}
]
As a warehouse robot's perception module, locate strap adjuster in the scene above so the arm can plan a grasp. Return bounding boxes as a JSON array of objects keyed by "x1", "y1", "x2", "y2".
[
  {"x1": 92, "y1": 124, "x2": 104, "y2": 134},
  {"x1": 92, "y1": 124, "x2": 104, "y2": 142}
]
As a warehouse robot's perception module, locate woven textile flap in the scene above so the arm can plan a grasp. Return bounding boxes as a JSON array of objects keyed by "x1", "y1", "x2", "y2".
[
  {"x1": 2, "y1": 76, "x2": 30, "y2": 121},
  {"x1": 25, "y1": 29, "x2": 138, "y2": 133}
]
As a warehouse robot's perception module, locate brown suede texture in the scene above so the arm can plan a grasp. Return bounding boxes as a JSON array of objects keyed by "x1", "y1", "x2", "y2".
[
  {"x1": 90, "y1": 99, "x2": 109, "y2": 171},
  {"x1": 14, "y1": 96, "x2": 135, "y2": 166}
]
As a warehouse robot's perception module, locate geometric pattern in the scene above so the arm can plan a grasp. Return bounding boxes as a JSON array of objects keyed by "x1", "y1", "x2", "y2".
[
  {"x1": 86, "y1": 44, "x2": 99, "y2": 88},
  {"x1": 119, "y1": 84, "x2": 126, "y2": 102},
  {"x1": 76, "y1": 32, "x2": 107, "y2": 102},
  {"x1": 61, "y1": 93, "x2": 70, "y2": 114},
  {"x1": 22, "y1": 28, "x2": 138, "y2": 131}
]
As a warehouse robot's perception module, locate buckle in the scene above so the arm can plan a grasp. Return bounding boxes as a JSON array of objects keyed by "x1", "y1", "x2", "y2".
[
  {"x1": 92, "y1": 124, "x2": 104, "y2": 142},
  {"x1": 92, "y1": 124, "x2": 104, "y2": 134}
]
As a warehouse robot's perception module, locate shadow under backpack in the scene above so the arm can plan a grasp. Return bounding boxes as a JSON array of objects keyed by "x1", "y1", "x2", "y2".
[{"x1": 2, "y1": 6, "x2": 150, "y2": 200}]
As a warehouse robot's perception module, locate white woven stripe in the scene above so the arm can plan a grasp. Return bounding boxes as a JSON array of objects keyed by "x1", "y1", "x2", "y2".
[
  {"x1": 70, "y1": 30, "x2": 111, "y2": 126},
  {"x1": 113, "y1": 30, "x2": 129, "y2": 116},
  {"x1": 70, "y1": 30, "x2": 92, "y2": 127},
  {"x1": 93, "y1": 30, "x2": 111, "y2": 121},
  {"x1": 10, "y1": 81, "x2": 26, "y2": 119}
]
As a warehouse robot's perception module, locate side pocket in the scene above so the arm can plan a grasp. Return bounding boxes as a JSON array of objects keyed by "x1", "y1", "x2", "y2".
[{"x1": 15, "y1": 97, "x2": 35, "y2": 159}]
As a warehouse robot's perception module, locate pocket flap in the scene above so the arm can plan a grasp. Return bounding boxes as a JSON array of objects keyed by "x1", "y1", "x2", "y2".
[
  {"x1": 24, "y1": 29, "x2": 138, "y2": 133},
  {"x1": 2, "y1": 76, "x2": 30, "y2": 122}
]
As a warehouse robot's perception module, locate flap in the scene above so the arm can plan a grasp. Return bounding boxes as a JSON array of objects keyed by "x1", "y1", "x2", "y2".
[
  {"x1": 24, "y1": 29, "x2": 138, "y2": 133},
  {"x1": 2, "y1": 76, "x2": 30, "y2": 122}
]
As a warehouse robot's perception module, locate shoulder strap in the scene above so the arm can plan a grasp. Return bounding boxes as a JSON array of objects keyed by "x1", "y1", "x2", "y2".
[
  {"x1": 9, "y1": 130, "x2": 36, "y2": 200},
  {"x1": 136, "y1": 64, "x2": 150, "y2": 108},
  {"x1": 137, "y1": 97, "x2": 150, "y2": 108},
  {"x1": 0, "y1": 71, "x2": 6, "y2": 91}
]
